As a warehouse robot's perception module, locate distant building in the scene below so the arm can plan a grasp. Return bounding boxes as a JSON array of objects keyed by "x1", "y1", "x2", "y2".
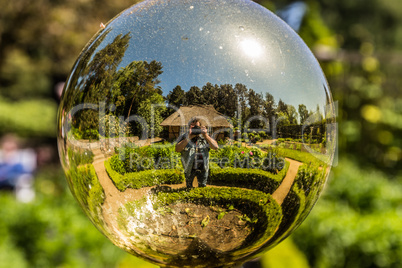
[{"x1": 160, "y1": 105, "x2": 233, "y2": 140}]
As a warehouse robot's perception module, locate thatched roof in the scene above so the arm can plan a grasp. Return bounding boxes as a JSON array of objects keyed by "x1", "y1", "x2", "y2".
[{"x1": 160, "y1": 105, "x2": 232, "y2": 127}]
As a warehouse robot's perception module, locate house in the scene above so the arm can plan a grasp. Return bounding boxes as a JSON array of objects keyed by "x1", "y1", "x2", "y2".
[{"x1": 160, "y1": 105, "x2": 233, "y2": 140}]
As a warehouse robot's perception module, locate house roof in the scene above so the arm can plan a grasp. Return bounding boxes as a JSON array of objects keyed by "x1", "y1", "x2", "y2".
[{"x1": 160, "y1": 105, "x2": 233, "y2": 127}]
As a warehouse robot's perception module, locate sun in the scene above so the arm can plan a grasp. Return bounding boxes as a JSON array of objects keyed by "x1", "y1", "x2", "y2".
[{"x1": 240, "y1": 39, "x2": 264, "y2": 58}]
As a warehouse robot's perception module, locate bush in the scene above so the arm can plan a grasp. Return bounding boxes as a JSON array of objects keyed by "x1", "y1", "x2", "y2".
[
  {"x1": 209, "y1": 160, "x2": 290, "y2": 194},
  {"x1": 262, "y1": 146, "x2": 327, "y2": 166},
  {"x1": 105, "y1": 159, "x2": 184, "y2": 191},
  {"x1": 115, "y1": 143, "x2": 181, "y2": 172},
  {"x1": 109, "y1": 154, "x2": 126, "y2": 174},
  {"x1": 66, "y1": 164, "x2": 106, "y2": 231},
  {"x1": 210, "y1": 145, "x2": 285, "y2": 174},
  {"x1": 258, "y1": 131, "x2": 267, "y2": 139},
  {"x1": 268, "y1": 184, "x2": 306, "y2": 244},
  {"x1": 67, "y1": 148, "x2": 94, "y2": 166},
  {"x1": 122, "y1": 187, "x2": 282, "y2": 255},
  {"x1": 0, "y1": 180, "x2": 127, "y2": 268},
  {"x1": 0, "y1": 97, "x2": 57, "y2": 137}
]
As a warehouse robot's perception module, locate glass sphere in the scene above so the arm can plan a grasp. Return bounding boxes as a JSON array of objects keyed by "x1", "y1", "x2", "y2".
[{"x1": 57, "y1": 0, "x2": 336, "y2": 267}]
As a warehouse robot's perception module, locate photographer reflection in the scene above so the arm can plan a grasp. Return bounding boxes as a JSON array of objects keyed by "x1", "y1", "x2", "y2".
[{"x1": 175, "y1": 118, "x2": 218, "y2": 188}]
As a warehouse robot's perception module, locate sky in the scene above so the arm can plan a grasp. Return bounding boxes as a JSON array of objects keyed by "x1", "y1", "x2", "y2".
[{"x1": 80, "y1": 0, "x2": 333, "y2": 115}]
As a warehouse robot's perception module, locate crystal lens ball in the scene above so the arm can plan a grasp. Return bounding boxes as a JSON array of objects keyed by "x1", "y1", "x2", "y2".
[{"x1": 57, "y1": 0, "x2": 336, "y2": 267}]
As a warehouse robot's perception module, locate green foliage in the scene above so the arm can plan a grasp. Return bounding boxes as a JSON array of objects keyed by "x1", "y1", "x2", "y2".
[
  {"x1": 293, "y1": 158, "x2": 402, "y2": 268},
  {"x1": 114, "y1": 143, "x2": 182, "y2": 172},
  {"x1": 210, "y1": 145, "x2": 284, "y2": 173},
  {"x1": 258, "y1": 130, "x2": 268, "y2": 139},
  {"x1": 105, "y1": 158, "x2": 185, "y2": 191},
  {"x1": 0, "y1": 176, "x2": 127, "y2": 268},
  {"x1": 99, "y1": 114, "x2": 129, "y2": 138},
  {"x1": 109, "y1": 154, "x2": 126, "y2": 174},
  {"x1": 66, "y1": 164, "x2": 105, "y2": 230},
  {"x1": 271, "y1": 183, "x2": 306, "y2": 243},
  {"x1": 0, "y1": 97, "x2": 57, "y2": 137},
  {"x1": 294, "y1": 163, "x2": 325, "y2": 197},
  {"x1": 265, "y1": 146, "x2": 327, "y2": 166},
  {"x1": 261, "y1": 239, "x2": 310, "y2": 268},
  {"x1": 209, "y1": 160, "x2": 290, "y2": 194},
  {"x1": 71, "y1": 127, "x2": 100, "y2": 141},
  {"x1": 123, "y1": 187, "x2": 282, "y2": 251},
  {"x1": 137, "y1": 93, "x2": 166, "y2": 138},
  {"x1": 67, "y1": 148, "x2": 94, "y2": 166}
]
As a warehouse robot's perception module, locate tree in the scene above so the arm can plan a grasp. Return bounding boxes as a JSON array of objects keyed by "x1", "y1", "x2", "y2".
[
  {"x1": 137, "y1": 93, "x2": 166, "y2": 138},
  {"x1": 71, "y1": 33, "x2": 131, "y2": 139},
  {"x1": 263, "y1": 92, "x2": 276, "y2": 132},
  {"x1": 123, "y1": 60, "x2": 163, "y2": 119},
  {"x1": 234, "y1": 83, "x2": 250, "y2": 127},
  {"x1": 217, "y1": 84, "x2": 237, "y2": 117},
  {"x1": 185, "y1": 86, "x2": 203, "y2": 105},
  {"x1": 109, "y1": 60, "x2": 163, "y2": 136},
  {"x1": 167, "y1": 85, "x2": 186, "y2": 108},
  {"x1": 287, "y1": 105, "x2": 298, "y2": 125},
  {"x1": 277, "y1": 99, "x2": 288, "y2": 115},
  {"x1": 247, "y1": 89, "x2": 265, "y2": 129},
  {"x1": 0, "y1": 0, "x2": 138, "y2": 101},
  {"x1": 298, "y1": 104, "x2": 309, "y2": 124},
  {"x1": 202, "y1": 82, "x2": 219, "y2": 108}
]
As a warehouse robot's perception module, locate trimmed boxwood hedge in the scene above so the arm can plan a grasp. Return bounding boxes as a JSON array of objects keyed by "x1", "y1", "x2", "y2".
[
  {"x1": 263, "y1": 146, "x2": 327, "y2": 166},
  {"x1": 105, "y1": 158, "x2": 185, "y2": 191},
  {"x1": 121, "y1": 187, "x2": 282, "y2": 255},
  {"x1": 266, "y1": 183, "x2": 306, "y2": 247},
  {"x1": 209, "y1": 160, "x2": 290, "y2": 194},
  {"x1": 66, "y1": 164, "x2": 105, "y2": 229}
]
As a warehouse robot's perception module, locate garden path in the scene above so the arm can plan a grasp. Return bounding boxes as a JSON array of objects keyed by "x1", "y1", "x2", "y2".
[
  {"x1": 272, "y1": 158, "x2": 303, "y2": 205},
  {"x1": 93, "y1": 153, "x2": 302, "y2": 217}
]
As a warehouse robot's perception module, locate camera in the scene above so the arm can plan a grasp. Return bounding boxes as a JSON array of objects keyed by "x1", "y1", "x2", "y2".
[{"x1": 191, "y1": 125, "x2": 202, "y2": 135}]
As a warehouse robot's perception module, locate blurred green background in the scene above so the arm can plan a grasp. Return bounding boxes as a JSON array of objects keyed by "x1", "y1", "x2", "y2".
[{"x1": 0, "y1": 0, "x2": 401, "y2": 267}]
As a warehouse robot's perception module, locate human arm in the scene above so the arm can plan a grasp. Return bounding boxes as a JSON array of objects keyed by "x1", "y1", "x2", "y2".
[
  {"x1": 175, "y1": 131, "x2": 197, "y2": 153},
  {"x1": 201, "y1": 126, "x2": 219, "y2": 150}
]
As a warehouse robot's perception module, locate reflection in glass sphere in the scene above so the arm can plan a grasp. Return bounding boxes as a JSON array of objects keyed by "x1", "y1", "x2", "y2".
[{"x1": 57, "y1": 0, "x2": 336, "y2": 267}]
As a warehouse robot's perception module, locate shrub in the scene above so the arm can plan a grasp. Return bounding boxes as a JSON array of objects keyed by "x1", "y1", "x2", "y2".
[
  {"x1": 209, "y1": 160, "x2": 290, "y2": 194},
  {"x1": 258, "y1": 131, "x2": 267, "y2": 139},
  {"x1": 105, "y1": 159, "x2": 184, "y2": 191},
  {"x1": 209, "y1": 168, "x2": 280, "y2": 193},
  {"x1": 66, "y1": 164, "x2": 105, "y2": 229},
  {"x1": 252, "y1": 134, "x2": 261, "y2": 143},
  {"x1": 121, "y1": 187, "x2": 282, "y2": 255},
  {"x1": 109, "y1": 154, "x2": 125, "y2": 174},
  {"x1": 263, "y1": 146, "x2": 327, "y2": 166},
  {"x1": 67, "y1": 148, "x2": 94, "y2": 166},
  {"x1": 115, "y1": 143, "x2": 181, "y2": 172}
]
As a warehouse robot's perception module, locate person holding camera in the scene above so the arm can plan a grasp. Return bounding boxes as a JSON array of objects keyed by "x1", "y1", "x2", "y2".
[{"x1": 175, "y1": 118, "x2": 219, "y2": 188}]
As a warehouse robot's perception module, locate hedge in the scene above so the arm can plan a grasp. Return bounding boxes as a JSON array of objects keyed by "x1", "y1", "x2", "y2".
[
  {"x1": 261, "y1": 146, "x2": 328, "y2": 166},
  {"x1": 105, "y1": 158, "x2": 185, "y2": 191},
  {"x1": 121, "y1": 187, "x2": 282, "y2": 256},
  {"x1": 66, "y1": 164, "x2": 105, "y2": 229},
  {"x1": 209, "y1": 160, "x2": 290, "y2": 194},
  {"x1": 267, "y1": 184, "x2": 306, "y2": 246}
]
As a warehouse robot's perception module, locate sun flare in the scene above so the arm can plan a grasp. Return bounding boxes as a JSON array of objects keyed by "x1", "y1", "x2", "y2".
[{"x1": 240, "y1": 39, "x2": 264, "y2": 58}]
